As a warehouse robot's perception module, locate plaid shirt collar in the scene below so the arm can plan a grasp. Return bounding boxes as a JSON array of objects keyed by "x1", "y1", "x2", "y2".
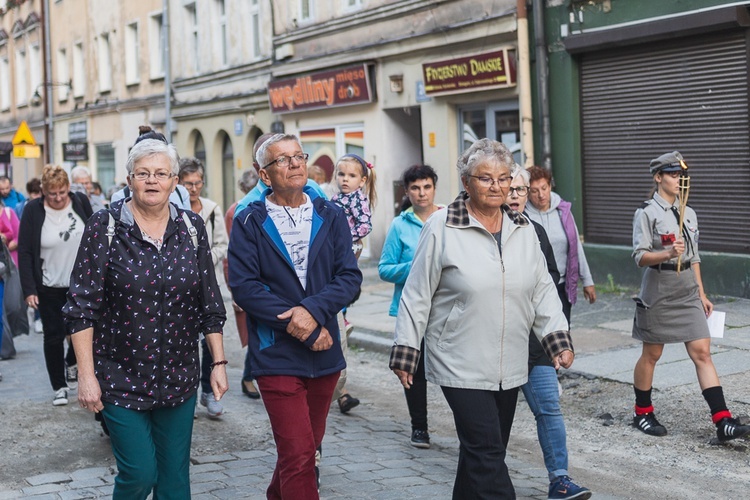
[{"x1": 446, "y1": 191, "x2": 529, "y2": 229}]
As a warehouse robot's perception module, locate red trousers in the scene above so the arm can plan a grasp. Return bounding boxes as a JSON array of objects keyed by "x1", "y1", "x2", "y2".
[{"x1": 256, "y1": 372, "x2": 340, "y2": 500}]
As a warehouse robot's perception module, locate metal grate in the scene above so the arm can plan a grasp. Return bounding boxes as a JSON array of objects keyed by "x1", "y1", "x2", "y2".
[{"x1": 580, "y1": 31, "x2": 750, "y2": 253}]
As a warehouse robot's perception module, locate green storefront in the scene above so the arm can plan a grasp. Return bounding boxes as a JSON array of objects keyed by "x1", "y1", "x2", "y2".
[{"x1": 532, "y1": 0, "x2": 750, "y2": 297}]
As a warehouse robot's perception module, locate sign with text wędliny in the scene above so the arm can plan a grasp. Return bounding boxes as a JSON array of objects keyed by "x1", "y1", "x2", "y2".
[
  {"x1": 268, "y1": 64, "x2": 373, "y2": 114},
  {"x1": 422, "y1": 49, "x2": 516, "y2": 96}
]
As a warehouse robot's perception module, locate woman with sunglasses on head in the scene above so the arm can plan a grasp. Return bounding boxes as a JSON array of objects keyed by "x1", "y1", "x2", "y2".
[
  {"x1": 18, "y1": 165, "x2": 93, "y2": 406},
  {"x1": 63, "y1": 138, "x2": 227, "y2": 499}
]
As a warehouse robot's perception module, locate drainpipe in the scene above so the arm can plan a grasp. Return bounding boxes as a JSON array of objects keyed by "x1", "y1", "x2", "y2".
[
  {"x1": 516, "y1": 0, "x2": 534, "y2": 167},
  {"x1": 532, "y1": 0, "x2": 551, "y2": 170},
  {"x1": 42, "y1": 0, "x2": 54, "y2": 163},
  {"x1": 163, "y1": 0, "x2": 172, "y2": 142}
]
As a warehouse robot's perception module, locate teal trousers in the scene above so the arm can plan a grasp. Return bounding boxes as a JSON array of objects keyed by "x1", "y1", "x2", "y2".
[{"x1": 102, "y1": 394, "x2": 196, "y2": 500}]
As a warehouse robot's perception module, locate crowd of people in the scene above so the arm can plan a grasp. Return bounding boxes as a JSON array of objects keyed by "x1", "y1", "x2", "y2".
[{"x1": 1, "y1": 127, "x2": 749, "y2": 500}]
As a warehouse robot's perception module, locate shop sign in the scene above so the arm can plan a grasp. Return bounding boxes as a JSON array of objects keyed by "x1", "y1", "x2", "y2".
[
  {"x1": 63, "y1": 142, "x2": 89, "y2": 162},
  {"x1": 268, "y1": 64, "x2": 373, "y2": 114},
  {"x1": 422, "y1": 49, "x2": 516, "y2": 96}
]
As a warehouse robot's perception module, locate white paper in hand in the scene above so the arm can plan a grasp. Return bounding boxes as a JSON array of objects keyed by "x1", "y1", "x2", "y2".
[{"x1": 707, "y1": 310, "x2": 726, "y2": 339}]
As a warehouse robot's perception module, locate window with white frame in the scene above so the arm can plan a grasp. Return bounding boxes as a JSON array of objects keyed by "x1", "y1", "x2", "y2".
[
  {"x1": 73, "y1": 42, "x2": 85, "y2": 97},
  {"x1": 29, "y1": 44, "x2": 42, "y2": 97},
  {"x1": 345, "y1": 0, "x2": 363, "y2": 9},
  {"x1": 15, "y1": 49, "x2": 27, "y2": 105},
  {"x1": 97, "y1": 33, "x2": 112, "y2": 93},
  {"x1": 56, "y1": 48, "x2": 69, "y2": 100},
  {"x1": 215, "y1": 0, "x2": 227, "y2": 66},
  {"x1": 125, "y1": 22, "x2": 139, "y2": 85},
  {"x1": 149, "y1": 13, "x2": 164, "y2": 79},
  {"x1": 299, "y1": 0, "x2": 313, "y2": 22},
  {"x1": 185, "y1": 3, "x2": 199, "y2": 72},
  {"x1": 250, "y1": 0, "x2": 260, "y2": 58},
  {"x1": 0, "y1": 58, "x2": 10, "y2": 110}
]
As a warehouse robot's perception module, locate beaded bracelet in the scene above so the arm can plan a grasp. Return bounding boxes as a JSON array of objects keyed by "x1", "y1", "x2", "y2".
[{"x1": 210, "y1": 360, "x2": 228, "y2": 369}]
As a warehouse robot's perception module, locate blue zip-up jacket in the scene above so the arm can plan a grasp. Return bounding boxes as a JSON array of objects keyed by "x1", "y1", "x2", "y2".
[
  {"x1": 228, "y1": 187, "x2": 362, "y2": 378},
  {"x1": 378, "y1": 208, "x2": 425, "y2": 317}
]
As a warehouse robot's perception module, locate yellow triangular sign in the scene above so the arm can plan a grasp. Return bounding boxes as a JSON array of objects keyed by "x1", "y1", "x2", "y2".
[{"x1": 12, "y1": 120, "x2": 36, "y2": 146}]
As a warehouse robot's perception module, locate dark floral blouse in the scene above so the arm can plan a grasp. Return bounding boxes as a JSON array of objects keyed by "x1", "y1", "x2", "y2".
[{"x1": 63, "y1": 200, "x2": 226, "y2": 410}]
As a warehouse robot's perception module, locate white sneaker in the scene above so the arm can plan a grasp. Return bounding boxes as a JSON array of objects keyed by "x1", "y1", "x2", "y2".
[
  {"x1": 53, "y1": 388, "x2": 69, "y2": 406},
  {"x1": 34, "y1": 318, "x2": 43, "y2": 333}
]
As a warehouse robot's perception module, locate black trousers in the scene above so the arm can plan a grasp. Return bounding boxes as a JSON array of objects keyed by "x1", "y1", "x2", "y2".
[
  {"x1": 556, "y1": 282, "x2": 572, "y2": 326},
  {"x1": 441, "y1": 385, "x2": 519, "y2": 500},
  {"x1": 38, "y1": 286, "x2": 76, "y2": 391},
  {"x1": 200, "y1": 337, "x2": 215, "y2": 394},
  {"x1": 404, "y1": 339, "x2": 428, "y2": 431}
]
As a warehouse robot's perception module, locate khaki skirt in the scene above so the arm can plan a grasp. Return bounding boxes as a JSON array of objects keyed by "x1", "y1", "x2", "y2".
[{"x1": 632, "y1": 266, "x2": 709, "y2": 344}]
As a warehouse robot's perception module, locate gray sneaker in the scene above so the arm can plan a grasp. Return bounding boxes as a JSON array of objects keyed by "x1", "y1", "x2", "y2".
[
  {"x1": 200, "y1": 392, "x2": 224, "y2": 418},
  {"x1": 53, "y1": 388, "x2": 69, "y2": 406}
]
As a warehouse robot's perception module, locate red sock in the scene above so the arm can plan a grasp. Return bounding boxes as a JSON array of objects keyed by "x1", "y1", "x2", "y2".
[
  {"x1": 712, "y1": 410, "x2": 732, "y2": 424},
  {"x1": 634, "y1": 405, "x2": 654, "y2": 415}
]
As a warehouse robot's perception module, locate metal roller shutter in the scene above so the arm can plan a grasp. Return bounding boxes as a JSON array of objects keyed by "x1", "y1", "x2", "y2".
[{"x1": 580, "y1": 31, "x2": 750, "y2": 253}]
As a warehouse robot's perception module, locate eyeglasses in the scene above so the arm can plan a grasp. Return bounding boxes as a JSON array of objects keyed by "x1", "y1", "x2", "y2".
[
  {"x1": 263, "y1": 153, "x2": 309, "y2": 169},
  {"x1": 507, "y1": 186, "x2": 528, "y2": 196},
  {"x1": 130, "y1": 171, "x2": 175, "y2": 182},
  {"x1": 182, "y1": 180, "x2": 204, "y2": 189},
  {"x1": 468, "y1": 175, "x2": 511, "y2": 188}
]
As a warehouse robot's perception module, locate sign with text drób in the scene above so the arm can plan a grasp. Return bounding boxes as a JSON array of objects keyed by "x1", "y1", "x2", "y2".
[
  {"x1": 268, "y1": 64, "x2": 373, "y2": 114},
  {"x1": 63, "y1": 142, "x2": 88, "y2": 162},
  {"x1": 422, "y1": 49, "x2": 516, "y2": 96}
]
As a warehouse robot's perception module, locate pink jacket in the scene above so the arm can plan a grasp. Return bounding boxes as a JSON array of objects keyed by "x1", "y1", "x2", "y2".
[{"x1": 0, "y1": 206, "x2": 20, "y2": 266}]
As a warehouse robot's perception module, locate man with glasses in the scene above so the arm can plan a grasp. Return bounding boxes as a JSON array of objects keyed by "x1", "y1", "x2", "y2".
[
  {"x1": 228, "y1": 133, "x2": 361, "y2": 498},
  {"x1": 234, "y1": 133, "x2": 328, "y2": 216}
]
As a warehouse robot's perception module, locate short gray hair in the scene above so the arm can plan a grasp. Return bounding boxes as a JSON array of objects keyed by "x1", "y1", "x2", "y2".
[
  {"x1": 456, "y1": 138, "x2": 513, "y2": 178},
  {"x1": 178, "y1": 156, "x2": 205, "y2": 180},
  {"x1": 70, "y1": 166, "x2": 92, "y2": 181},
  {"x1": 126, "y1": 139, "x2": 180, "y2": 176},
  {"x1": 255, "y1": 133, "x2": 301, "y2": 168},
  {"x1": 238, "y1": 168, "x2": 259, "y2": 193},
  {"x1": 510, "y1": 163, "x2": 530, "y2": 185}
]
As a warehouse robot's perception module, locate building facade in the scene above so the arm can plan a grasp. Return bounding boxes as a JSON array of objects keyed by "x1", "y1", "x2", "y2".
[
  {"x1": 538, "y1": 0, "x2": 750, "y2": 297},
  {"x1": 267, "y1": 0, "x2": 521, "y2": 257}
]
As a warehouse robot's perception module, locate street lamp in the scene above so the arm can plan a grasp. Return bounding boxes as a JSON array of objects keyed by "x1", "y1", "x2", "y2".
[
  {"x1": 29, "y1": 81, "x2": 71, "y2": 108},
  {"x1": 29, "y1": 80, "x2": 71, "y2": 164}
]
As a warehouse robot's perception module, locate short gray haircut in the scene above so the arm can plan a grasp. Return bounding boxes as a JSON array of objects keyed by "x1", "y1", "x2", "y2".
[
  {"x1": 238, "y1": 168, "x2": 259, "y2": 193},
  {"x1": 510, "y1": 163, "x2": 530, "y2": 185},
  {"x1": 178, "y1": 156, "x2": 205, "y2": 180},
  {"x1": 126, "y1": 139, "x2": 180, "y2": 176},
  {"x1": 70, "y1": 166, "x2": 92, "y2": 181},
  {"x1": 255, "y1": 133, "x2": 301, "y2": 168},
  {"x1": 456, "y1": 138, "x2": 514, "y2": 178}
]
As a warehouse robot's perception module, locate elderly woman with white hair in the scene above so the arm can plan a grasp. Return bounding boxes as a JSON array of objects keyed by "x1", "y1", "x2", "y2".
[
  {"x1": 390, "y1": 138, "x2": 574, "y2": 499},
  {"x1": 63, "y1": 139, "x2": 227, "y2": 499},
  {"x1": 506, "y1": 165, "x2": 591, "y2": 500}
]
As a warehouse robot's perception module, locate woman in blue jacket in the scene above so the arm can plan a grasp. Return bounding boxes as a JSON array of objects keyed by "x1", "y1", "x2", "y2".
[
  {"x1": 228, "y1": 133, "x2": 362, "y2": 499},
  {"x1": 378, "y1": 165, "x2": 442, "y2": 449}
]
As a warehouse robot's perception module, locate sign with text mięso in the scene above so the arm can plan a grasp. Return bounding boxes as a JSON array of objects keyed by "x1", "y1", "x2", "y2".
[{"x1": 268, "y1": 64, "x2": 374, "y2": 114}]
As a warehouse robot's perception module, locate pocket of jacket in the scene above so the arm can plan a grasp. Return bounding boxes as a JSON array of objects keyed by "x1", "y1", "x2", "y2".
[
  {"x1": 437, "y1": 300, "x2": 464, "y2": 349},
  {"x1": 257, "y1": 323, "x2": 276, "y2": 350}
]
